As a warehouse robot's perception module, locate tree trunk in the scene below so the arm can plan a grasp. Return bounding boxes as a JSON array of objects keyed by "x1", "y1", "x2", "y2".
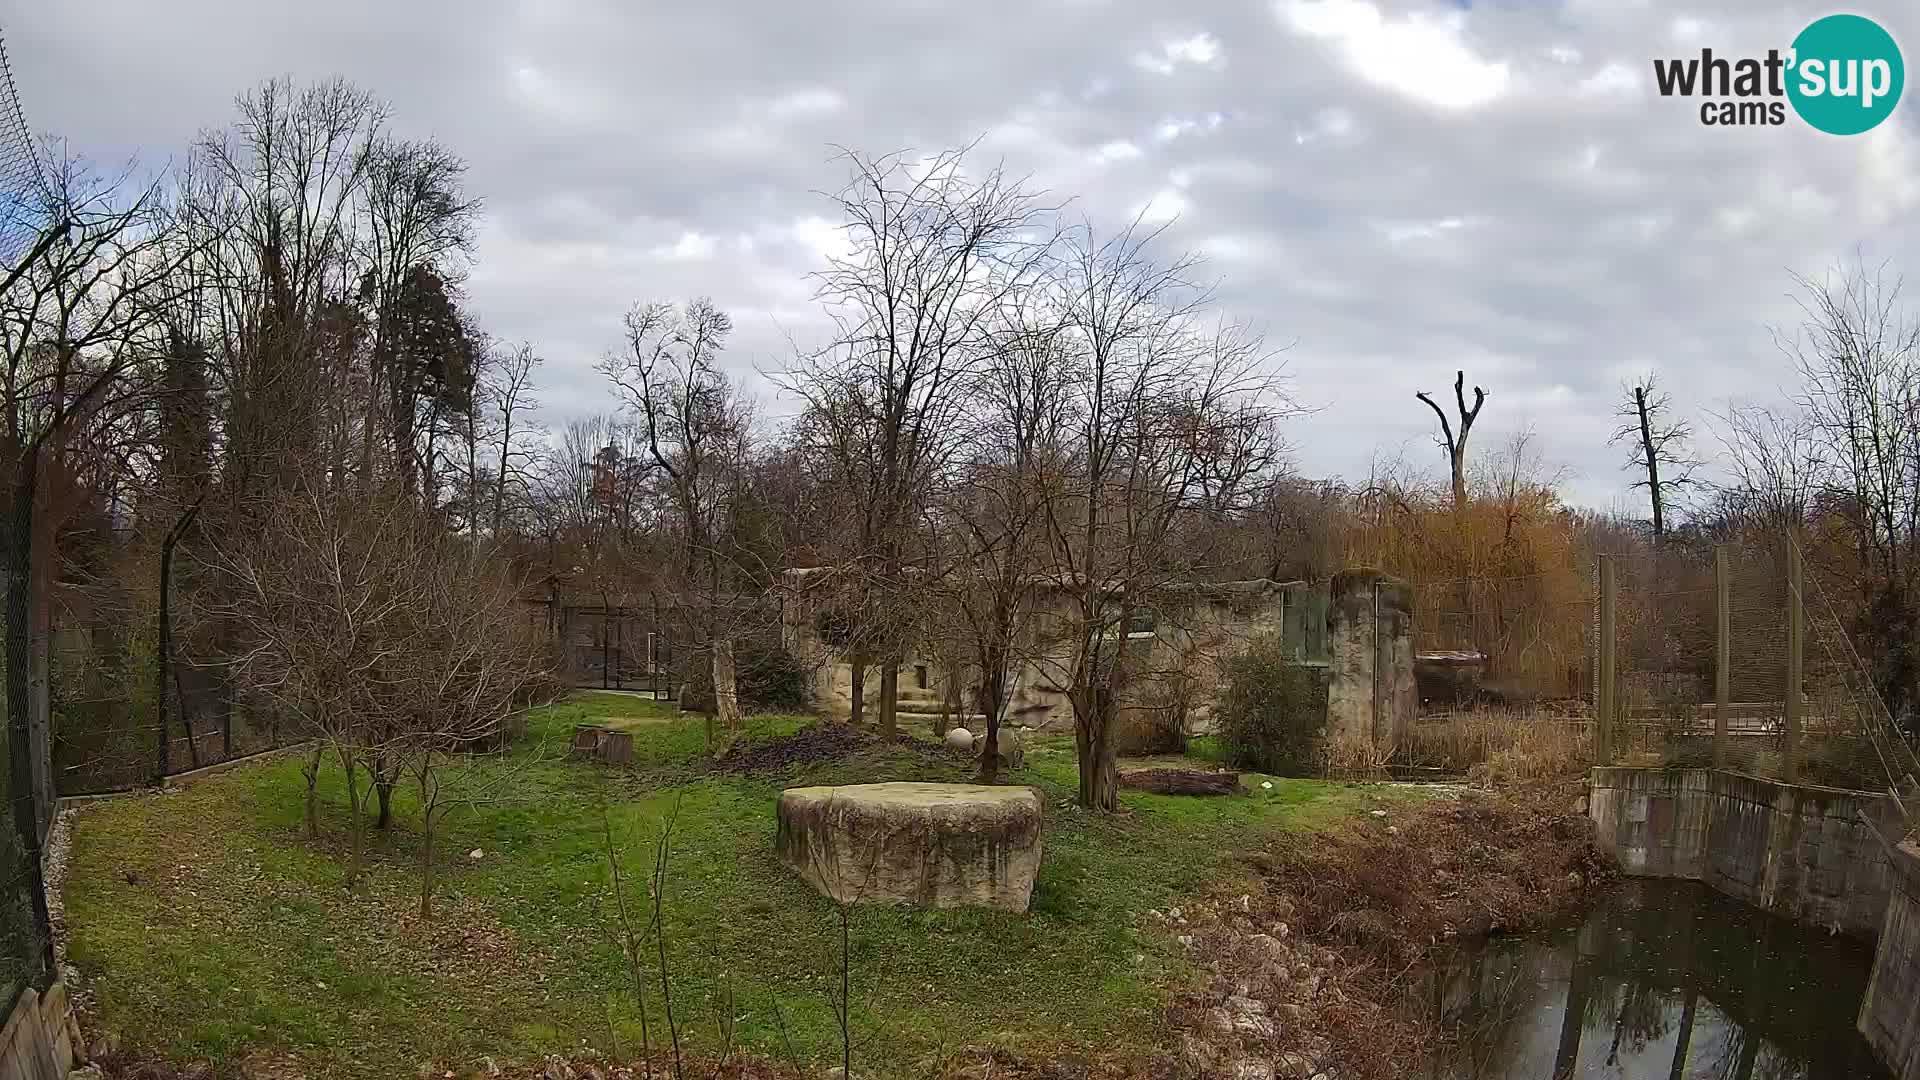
[
  {"x1": 848, "y1": 656, "x2": 867, "y2": 726},
  {"x1": 419, "y1": 760, "x2": 438, "y2": 919},
  {"x1": 878, "y1": 663, "x2": 898, "y2": 740},
  {"x1": 976, "y1": 653, "x2": 1006, "y2": 784},
  {"x1": 374, "y1": 762, "x2": 396, "y2": 831},
  {"x1": 1635, "y1": 386, "x2": 1665, "y2": 541},
  {"x1": 711, "y1": 634, "x2": 742, "y2": 731},
  {"x1": 302, "y1": 746, "x2": 323, "y2": 839},
  {"x1": 3, "y1": 461, "x2": 53, "y2": 990},
  {"x1": 1449, "y1": 446, "x2": 1467, "y2": 510},
  {"x1": 1074, "y1": 687, "x2": 1118, "y2": 811},
  {"x1": 342, "y1": 747, "x2": 364, "y2": 890}
]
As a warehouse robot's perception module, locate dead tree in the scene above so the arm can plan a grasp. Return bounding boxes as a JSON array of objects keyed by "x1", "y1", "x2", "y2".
[
  {"x1": 1416, "y1": 370, "x2": 1486, "y2": 508},
  {"x1": 1610, "y1": 375, "x2": 1698, "y2": 541}
]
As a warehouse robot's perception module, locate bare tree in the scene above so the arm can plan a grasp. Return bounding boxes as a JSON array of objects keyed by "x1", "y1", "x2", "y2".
[
  {"x1": 1038, "y1": 221, "x2": 1288, "y2": 810},
  {"x1": 1772, "y1": 259, "x2": 1920, "y2": 723},
  {"x1": 1713, "y1": 402, "x2": 1820, "y2": 531},
  {"x1": 1416, "y1": 370, "x2": 1487, "y2": 509},
  {"x1": 1609, "y1": 375, "x2": 1699, "y2": 541},
  {"x1": 600, "y1": 298, "x2": 755, "y2": 731},
  {"x1": 782, "y1": 146, "x2": 1056, "y2": 738},
  {"x1": 928, "y1": 294, "x2": 1074, "y2": 780},
  {"x1": 206, "y1": 482, "x2": 542, "y2": 891}
]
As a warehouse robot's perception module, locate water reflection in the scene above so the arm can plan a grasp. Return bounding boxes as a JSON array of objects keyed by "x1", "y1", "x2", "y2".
[{"x1": 1419, "y1": 880, "x2": 1889, "y2": 1080}]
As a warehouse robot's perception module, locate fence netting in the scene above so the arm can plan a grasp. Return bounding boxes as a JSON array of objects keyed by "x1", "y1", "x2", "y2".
[
  {"x1": 1576, "y1": 537, "x2": 1913, "y2": 793},
  {"x1": 49, "y1": 585, "x2": 293, "y2": 797}
]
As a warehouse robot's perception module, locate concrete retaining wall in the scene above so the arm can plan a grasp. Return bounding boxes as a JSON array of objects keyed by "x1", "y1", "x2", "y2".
[
  {"x1": 1862, "y1": 841, "x2": 1920, "y2": 1080},
  {"x1": 1588, "y1": 767, "x2": 1902, "y2": 939}
]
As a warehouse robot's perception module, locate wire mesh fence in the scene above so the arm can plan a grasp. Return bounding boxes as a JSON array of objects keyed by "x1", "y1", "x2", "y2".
[
  {"x1": 1398, "y1": 535, "x2": 1919, "y2": 795},
  {"x1": 0, "y1": 32, "x2": 47, "y2": 266},
  {"x1": 1596, "y1": 536, "x2": 1916, "y2": 793}
]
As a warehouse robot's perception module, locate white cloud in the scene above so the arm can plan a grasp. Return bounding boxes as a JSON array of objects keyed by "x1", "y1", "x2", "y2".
[
  {"x1": 654, "y1": 231, "x2": 717, "y2": 259},
  {"x1": 1578, "y1": 61, "x2": 1641, "y2": 99},
  {"x1": 1135, "y1": 31, "x2": 1225, "y2": 74},
  {"x1": 1092, "y1": 139, "x2": 1144, "y2": 164},
  {"x1": 1135, "y1": 188, "x2": 1189, "y2": 223},
  {"x1": 1277, "y1": 0, "x2": 1510, "y2": 109},
  {"x1": 766, "y1": 87, "x2": 846, "y2": 118}
]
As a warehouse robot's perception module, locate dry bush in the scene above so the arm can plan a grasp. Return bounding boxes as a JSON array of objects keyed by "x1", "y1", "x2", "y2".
[
  {"x1": 1162, "y1": 785, "x2": 1614, "y2": 1080},
  {"x1": 1397, "y1": 708, "x2": 1593, "y2": 784}
]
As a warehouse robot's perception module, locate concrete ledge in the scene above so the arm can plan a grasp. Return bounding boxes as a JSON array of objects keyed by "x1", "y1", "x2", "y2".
[
  {"x1": 1589, "y1": 766, "x2": 1902, "y2": 939},
  {"x1": 1862, "y1": 841, "x2": 1920, "y2": 1080}
]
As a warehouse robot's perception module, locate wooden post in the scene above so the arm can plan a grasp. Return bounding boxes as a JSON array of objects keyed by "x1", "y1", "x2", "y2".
[
  {"x1": 1784, "y1": 537, "x2": 1803, "y2": 783},
  {"x1": 1598, "y1": 555, "x2": 1617, "y2": 765},
  {"x1": 1714, "y1": 546, "x2": 1730, "y2": 770}
]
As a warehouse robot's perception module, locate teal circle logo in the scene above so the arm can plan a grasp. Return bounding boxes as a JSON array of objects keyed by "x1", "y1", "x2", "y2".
[{"x1": 1787, "y1": 14, "x2": 1904, "y2": 135}]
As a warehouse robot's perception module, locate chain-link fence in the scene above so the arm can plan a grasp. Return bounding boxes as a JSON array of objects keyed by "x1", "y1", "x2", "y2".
[{"x1": 49, "y1": 620, "x2": 295, "y2": 796}]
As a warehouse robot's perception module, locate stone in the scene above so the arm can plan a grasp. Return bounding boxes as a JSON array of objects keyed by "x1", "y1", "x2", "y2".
[
  {"x1": 945, "y1": 727, "x2": 976, "y2": 751},
  {"x1": 978, "y1": 727, "x2": 1025, "y2": 770},
  {"x1": 468, "y1": 848, "x2": 485, "y2": 860},
  {"x1": 775, "y1": 782, "x2": 1045, "y2": 911},
  {"x1": 1230, "y1": 1061, "x2": 1276, "y2": 1080}
]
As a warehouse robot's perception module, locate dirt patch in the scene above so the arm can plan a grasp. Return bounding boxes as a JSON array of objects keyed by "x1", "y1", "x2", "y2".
[
  {"x1": 1163, "y1": 782, "x2": 1615, "y2": 1080},
  {"x1": 710, "y1": 721, "x2": 957, "y2": 774}
]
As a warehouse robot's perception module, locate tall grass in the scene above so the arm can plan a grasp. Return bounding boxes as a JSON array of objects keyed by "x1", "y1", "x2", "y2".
[{"x1": 1394, "y1": 709, "x2": 1594, "y2": 784}]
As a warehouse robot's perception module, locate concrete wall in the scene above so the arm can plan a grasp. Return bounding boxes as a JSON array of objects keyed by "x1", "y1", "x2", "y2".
[
  {"x1": 0, "y1": 982, "x2": 76, "y2": 1080},
  {"x1": 1861, "y1": 841, "x2": 1920, "y2": 1080},
  {"x1": 1588, "y1": 766, "x2": 1902, "y2": 939},
  {"x1": 1325, "y1": 569, "x2": 1414, "y2": 767}
]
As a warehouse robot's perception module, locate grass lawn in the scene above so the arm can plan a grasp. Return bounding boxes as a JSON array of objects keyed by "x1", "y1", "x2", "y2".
[{"x1": 64, "y1": 692, "x2": 1390, "y2": 1078}]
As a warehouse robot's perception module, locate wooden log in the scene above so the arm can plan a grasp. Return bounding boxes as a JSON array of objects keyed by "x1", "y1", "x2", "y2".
[
  {"x1": 1117, "y1": 768, "x2": 1240, "y2": 796},
  {"x1": 597, "y1": 730, "x2": 635, "y2": 765},
  {"x1": 571, "y1": 725, "x2": 605, "y2": 758}
]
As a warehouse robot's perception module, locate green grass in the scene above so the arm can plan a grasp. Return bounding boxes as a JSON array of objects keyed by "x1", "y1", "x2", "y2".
[{"x1": 64, "y1": 693, "x2": 1383, "y2": 1078}]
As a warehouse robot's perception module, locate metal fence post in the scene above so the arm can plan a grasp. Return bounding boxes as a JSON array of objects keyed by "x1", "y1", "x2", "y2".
[
  {"x1": 1785, "y1": 536, "x2": 1803, "y2": 783},
  {"x1": 1715, "y1": 545, "x2": 1730, "y2": 770},
  {"x1": 1598, "y1": 554, "x2": 1616, "y2": 765}
]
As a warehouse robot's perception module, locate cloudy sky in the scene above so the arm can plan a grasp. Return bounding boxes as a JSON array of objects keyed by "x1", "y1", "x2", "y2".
[{"x1": 10, "y1": 0, "x2": 1919, "y2": 509}]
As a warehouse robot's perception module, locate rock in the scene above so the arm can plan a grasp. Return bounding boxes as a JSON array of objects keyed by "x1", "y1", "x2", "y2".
[
  {"x1": 67, "y1": 1068, "x2": 105, "y2": 1080},
  {"x1": 1118, "y1": 768, "x2": 1240, "y2": 796},
  {"x1": 977, "y1": 727, "x2": 1025, "y2": 770},
  {"x1": 481, "y1": 1057, "x2": 501, "y2": 1077},
  {"x1": 1247, "y1": 933, "x2": 1288, "y2": 962},
  {"x1": 775, "y1": 782, "x2": 1045, "y2": 911},
  {"x1": 1219, "y1": 995, "x2": 1275, "y2": 1039},
  {"x1": 945, "y1": 727, "x2": 976, "y2": 751},
  {"x1": 1277, "y1": 1053, "x2": 1314, "y2": 1079},
  {"x1": 468, "y1": 848, "x2": 485, "y2": 860},
  {"x1": 1230, "y1": 1061, "x2": 1276, "y2": 1080}
]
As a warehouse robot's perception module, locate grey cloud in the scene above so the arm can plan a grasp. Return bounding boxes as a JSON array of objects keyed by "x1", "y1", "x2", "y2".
[{"x1": 9, "y1": 0, "x2": 1918, "y2": 508}]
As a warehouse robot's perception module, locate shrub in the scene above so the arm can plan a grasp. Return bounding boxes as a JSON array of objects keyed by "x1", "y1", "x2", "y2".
[
  {"x1": 1214, "y1": 635, "x2": 1327, "y2": 776},
  {"x1": 1117, "y1": 672, "x2": 1196, "y2": 755},
  {"x1": 679, "y1": 640, "x2": 814, "y2": 715}
]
